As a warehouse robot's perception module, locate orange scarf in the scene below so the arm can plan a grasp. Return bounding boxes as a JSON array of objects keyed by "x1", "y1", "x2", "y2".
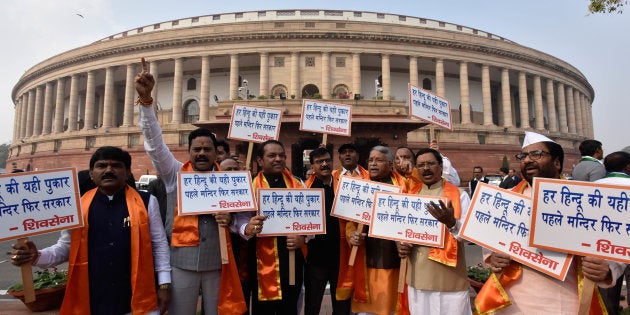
[
  {"x1": 474, "y1": 180, "x2": 607, "y2": 315},
  {"x1": 253, "y1": 169, "x2": 305, "y2": 301},
  {"x1": 170, "y1": 161, "x2": 247, "y2": 315},
  {"x1": 62, "y1": 185, "x2": 157, "y2": 314},
  {"x1": 336, "y1": 171, "x2": 407, "y2": 304}
]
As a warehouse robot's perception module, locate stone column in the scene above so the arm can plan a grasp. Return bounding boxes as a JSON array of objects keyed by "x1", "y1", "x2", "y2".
[
  {"x1": 290, "y1": 52, "x2": 299, "y2": 99},
  {"x1": 556, "y1": 83, "x2": 568, "y2": 133},
  {"x1": 33, "y1": 85, "x2": 44, "y2": 136},
  {"x1": 42, "y1": 82, "x2": 55, "y2": 134},
  {"x1": 13, "y1": 99, "x2": 20, "y2": 141},
  {"x1": 435, "y1": 58, "x2": 445, "y2": 97},
  {"x1": 25, "y1": 89, "x2": 35, "y2": 137},
  {"x1": 54, "y1": 78, "x2": 66, "y2": 133},
  {"x1": 199, "y1": 55, "x2": 211, "y2": 122},
  {"x1": 321, "y1": 51, "x2": 330, "y2": 99},
  {"x1": 501, "y1": 68, "x2": 513, "y2": 127},
  {"x1": 409, "y1": 56, "x2": 418, "y2": 86},
  {"x1": 229, "y1": 54, "x2": 239, "y2": 100},
  {"x1": 459, "y1": 61, "x2": 471, "y2": 124},
  {"x1": 587, "y1": 101, "x2": 594, "y2": 137},
  {"x1": 533, "y1": 75, "x2": 544, "y2": 130},
  {"x1": 20, "y1": 93, "x2": 29, "y2": 138},
  {"x1": 517, "y1": 72, "x2": 530, "y2": 129},
  {"x1": 259, "y1": 52, "x2": 269, "y2": 98},
  {"x1": 84, "y1": 70, "x2": 96, "y2": 130},
  {"x1": 150, "y1": 60, "x2": 159, "y2": 105},
  {"x1": 546, "y1": 79, "x2": 558, "y2": 132},
  {"x1": 67, "y1": 74, "x2": 80, "y2": 132},
  {"x1": 352, "y1": 53, "x2": 361, "y2": 98},
  {"x1": 102, "y1": 67, "x2": 115, "y2": 129},
  {"x1": 122, "y1": 64, "x2": 136, "y2": 127},
  {"x1": 574, "y1": 89, "x2": 583, "y2": 136},
  {"x1": 97, "y1": 90, "x2": 104, "y2": 127},
  {"x1": 382, "y1": 54, "x2": 391, "y2": 100},
  {"x1": 566, "y1": 86, "x2": 576, "y2": 134},
  {"x1": 172, "y1": 58, "x2": 183, "y2": 123},
  {"x1": 482, "y1": 64, "x2": 493, "y2": 126}
]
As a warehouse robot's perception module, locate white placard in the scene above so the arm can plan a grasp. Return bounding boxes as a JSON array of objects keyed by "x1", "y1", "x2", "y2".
[
  {"x1": 257, "y1": 188, "x2": 325, "y2": 236},
  {"x1": 331, "y1": 176, "x2": 402, "y2": 225},
  {"x1": 369, "y1": 192, "x2": 445, "y2": 247},
  {"x1": 460, "y1": 183, "x2": 572, "y2": 280},
  {"x1": 408, "y1": 83, "x2": 452, "y2": 130},
  {"x1": 299, "y1": 100, "x2": 352, "y2": 136},
  {"x1": 177, "y1": 171, "x2": 256, "y2": 215},
  {"x1": 531, "y1": 178, "x2": 630, "y2": 264},
  {"x1": 0, "y1": 168, "x2": 83, "y2": 242},
  {"x1": 228, "y1": 104, "x2": 282, "y2": 143}
]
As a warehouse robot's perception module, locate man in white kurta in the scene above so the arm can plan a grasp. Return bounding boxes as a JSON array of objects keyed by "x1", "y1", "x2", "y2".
[{"x1": 481, "y1": 132, "x2": 624, "y2": 314}]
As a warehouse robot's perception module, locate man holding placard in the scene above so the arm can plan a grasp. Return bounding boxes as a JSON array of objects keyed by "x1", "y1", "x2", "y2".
[
  {"x1": 345, "y1": 145, "x2": 406, "y2": 315},
  {"x1": 135, "y1": 59, "x2": 245, "y2": 315},
  {"x1": 237, "y1": 140, "x2": 306, "y2": 315},
  {"x1": 10, "y1": 146, "x2": 171, "y2": 314},
  {"x1": 303, "y1": 147, "x2": 351, "y2": 315},
  {"x1": 396, "y1": 148, "x2": 471, "y2": 314},
  {"x1": 479, "y1": 132, "x2": 623, "y2": 314}
]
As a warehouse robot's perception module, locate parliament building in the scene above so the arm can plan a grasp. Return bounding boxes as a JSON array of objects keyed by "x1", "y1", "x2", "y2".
[{"x1": 8, "y1": 10, "x2": 593, "y2": 181}]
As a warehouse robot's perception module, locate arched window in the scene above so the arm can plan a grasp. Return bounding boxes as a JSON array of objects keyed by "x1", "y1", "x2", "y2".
[
  {"x1": 271, "y1": 84, "x2": 288, "y2": 99},
  {"x1": 184, "y1": 99, "x2": 199, "y2": 123},
  {"x1": 302, "y1": 84, "x2": 319, "y2": 98},
  {"x1": 422, "y1": 78, "x2": 432, "y2": 91},
  {"x1": 187, "y1": 78, "x2": 197, "y2": 91},
  {"x1": 333, "y1": 84, "x2": 350, "y2": 99}
]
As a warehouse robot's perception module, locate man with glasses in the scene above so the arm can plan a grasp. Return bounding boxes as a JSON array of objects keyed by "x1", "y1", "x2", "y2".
[
  {"x1": 479, "y1": 132, "x2": 623, "y2": 314},
  {"x1": 397, "y1": 148, "x2": 472, "y2": 314},
  {"x1": 303, "y1": 147, "x2": 351, "y2": 315},
  {"x1": 468, "y1": 166, "x2": 488, "y2": 197},
  {"x1": 345, "y1": 146, "x2": 407, "y2": 315}
]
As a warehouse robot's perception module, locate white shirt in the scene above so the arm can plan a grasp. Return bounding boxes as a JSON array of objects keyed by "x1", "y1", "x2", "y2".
[{"x1": 36, "y1": 194, "x2": 172, "y2": 285}]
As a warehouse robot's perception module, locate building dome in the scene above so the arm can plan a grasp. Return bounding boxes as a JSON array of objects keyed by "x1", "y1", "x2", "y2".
[{"x1": 8, "y1": 10, "x2": 592, "y2": 181}]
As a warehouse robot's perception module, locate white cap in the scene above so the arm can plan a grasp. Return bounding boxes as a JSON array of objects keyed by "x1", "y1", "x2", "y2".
[{"x1": 522, "y1": 131, "x2": 555, "y2": 148}]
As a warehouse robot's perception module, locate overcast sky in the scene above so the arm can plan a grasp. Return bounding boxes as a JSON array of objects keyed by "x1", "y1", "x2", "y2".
[{"x1": 2, "y1": 0, "x2": 628, "y2": 153}]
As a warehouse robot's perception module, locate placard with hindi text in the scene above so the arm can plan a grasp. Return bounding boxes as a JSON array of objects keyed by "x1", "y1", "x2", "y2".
[
  {"x1": 408, "y1": 83, "x2": 452, "y2": 130},
  {"x1": 460, "y1": 183, "x2": 572, "y2": 280},
  {"x1": 227, "y1": 104, "x2": 282, "y2": 143},
  {"x1": 531, "y1": 178, "x2": 630, "y2": 264},
  {"x1": 257, "y1": 188, "x2": 325, "y2": 236},
  {"x1": 331, "y1": 176, "x2": 402, "y2": 225},
  {"x1": 177, "y1": 171, "x2": 256, "y2": 215},
  {"x1": 0, "y1": 168, "x2": 83, "y2": 242},
  {"x1": 369, "y1": 192, "x2": 445, "y2": 247},
  {"x1": 299, "y1": 100, "x2": 352, "y2": 136}
]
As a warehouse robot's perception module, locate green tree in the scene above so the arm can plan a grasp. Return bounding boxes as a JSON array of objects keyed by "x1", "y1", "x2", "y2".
[
  {"x1": 0, "y1": 142, "x2": 9, "y2": 169},
  {"x1": 502, "y1": 155, "x2": 510, "y2": 170},
  {"x1": 588, "y1": 0, "x2": 627, "y2": 13}
]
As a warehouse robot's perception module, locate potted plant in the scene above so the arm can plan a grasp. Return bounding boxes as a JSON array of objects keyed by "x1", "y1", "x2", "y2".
[
  {"x1": 467, "y1": 264, "x2": 491, "y2": 293},
  {"x1": 7, "y1": 268, "x2": 67, "y2": 312}
]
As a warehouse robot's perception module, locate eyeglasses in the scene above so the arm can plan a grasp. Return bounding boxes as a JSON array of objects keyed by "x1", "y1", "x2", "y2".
[
  {"x1": 515, "y1": 150, "x2": 550, "y2": 161},
  {"x1": 313, "y1": 158, "x2": 332, "y2": 165},
  {"x1": 416, "y1": 161, "x2": 439, "y2": 169}
]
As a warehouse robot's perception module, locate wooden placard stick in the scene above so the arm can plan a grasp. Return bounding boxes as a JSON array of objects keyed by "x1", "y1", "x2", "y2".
[
  {"x1": 18, "y1": 238, "x2": 36, "y2": 303},
  {"x1": 348, "y1": 223, "x2": 364, "y2": 266},
  {"x1": 398, "y1": 257, "x2": 407, "y2": 293},
  {"x1": 218, "y1": 226, "x2": 229, "y2": 264},
  {"x1": 245, "y1": 142, "x2": 254, "y2": 171},
  {"x1": 322, "y1": 134, "x2": 328, "y2": 146},
  {"x1": 289, "y1": 250, "x2": 296, "y2": 285}
]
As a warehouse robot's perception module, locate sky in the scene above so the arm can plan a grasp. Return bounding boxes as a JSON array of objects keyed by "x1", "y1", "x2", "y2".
[{"x1": 1, "y1": 0, "x2": 628, "y2": 153}]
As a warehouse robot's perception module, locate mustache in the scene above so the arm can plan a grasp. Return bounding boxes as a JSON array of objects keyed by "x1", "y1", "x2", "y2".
[
  {"x1": 195, "y1": 157, "x2": 209, "y2": 161},
  {"x1": 101, "y1": 173, "x2": 117, "y2": 180},
  {"x1": 422, "y1": 171, "x2": 434, "y2": 176}
]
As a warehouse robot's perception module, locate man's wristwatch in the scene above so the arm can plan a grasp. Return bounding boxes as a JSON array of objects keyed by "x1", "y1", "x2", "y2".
[{"x1": 158, "y1": 283, "x2": 171, "y2": 290}]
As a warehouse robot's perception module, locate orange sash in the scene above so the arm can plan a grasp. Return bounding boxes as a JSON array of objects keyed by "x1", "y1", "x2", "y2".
[
  {"x1": 474, "y1": 180, "x2": 607, "y2": 315},
  {"x1": 170, "y1": 161, "x2": 246, "y2": 314},
  {"x1": 62, "y1": 185, "x2": 157, "y2": 314},
  {"x1": 336, "y1": 171, "x2": 407, "y2": 304},
  {"x1": 253, "y1": 169, "x2": 305, "y2": 301},
  {"x1": 171, "y1": 160, "x2": 220, "y2": 247}
]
